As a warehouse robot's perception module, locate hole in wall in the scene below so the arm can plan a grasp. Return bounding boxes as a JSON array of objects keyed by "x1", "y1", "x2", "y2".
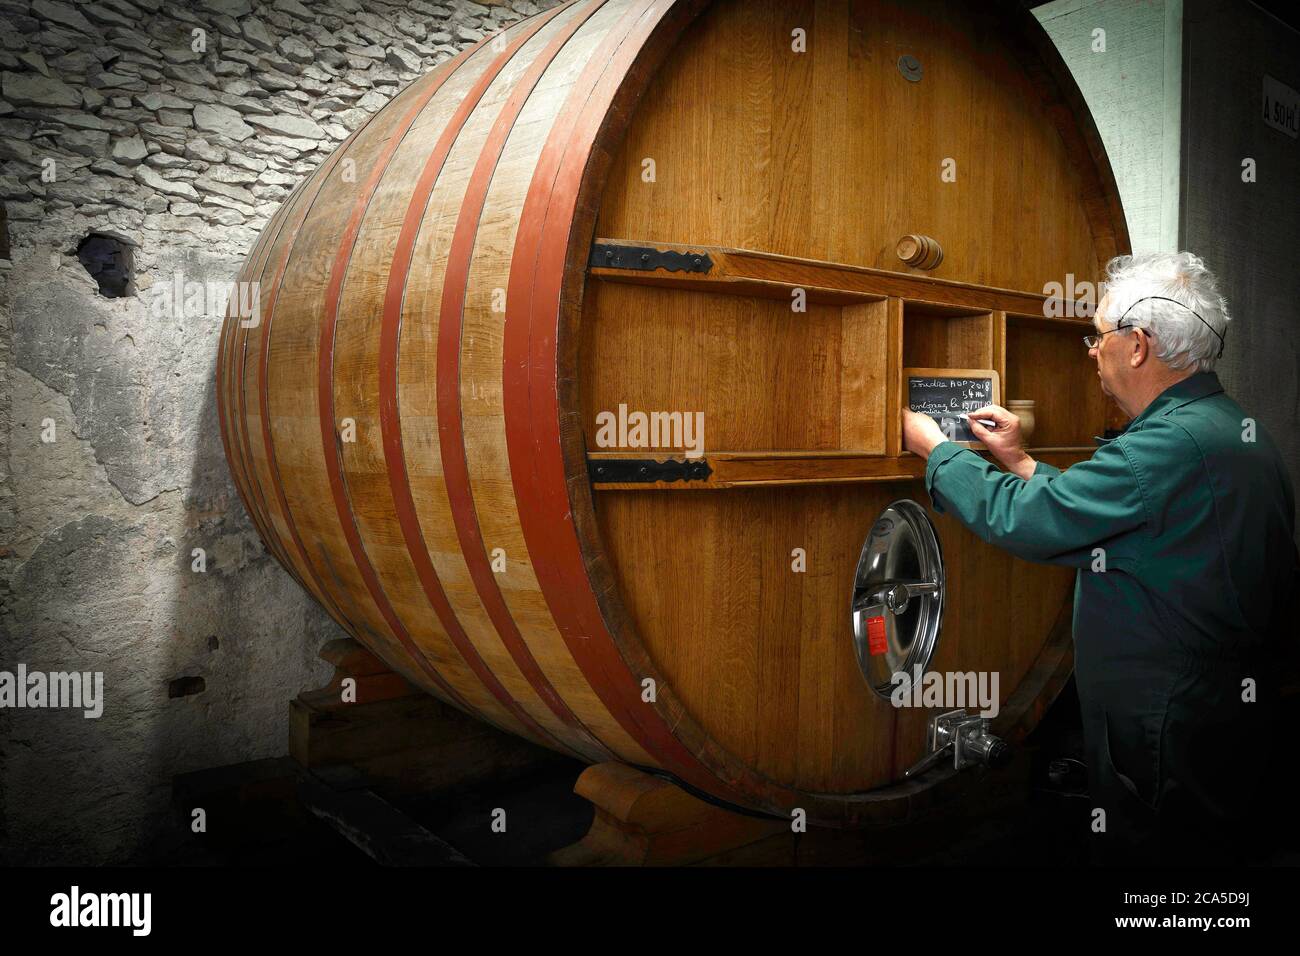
[
  {"x1": 76, "y1": 231, "x2": 135, "y2": 297},
  {"x1": 1, "y1": 203, "x2": 10, "y2": 261},
  {"x1": 168, "y1": 676, "x2": 206, "y2": 699}
]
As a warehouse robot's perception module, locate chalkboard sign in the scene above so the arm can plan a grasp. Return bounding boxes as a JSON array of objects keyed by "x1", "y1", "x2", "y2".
[{"x1": 905, "y1": 367, "x2": 1001, "y2": 447}]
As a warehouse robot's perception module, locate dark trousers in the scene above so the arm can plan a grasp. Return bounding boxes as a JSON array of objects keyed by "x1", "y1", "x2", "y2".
[{"x1": 1084, "y1": 682, "x2": 1278, "y2": 867}]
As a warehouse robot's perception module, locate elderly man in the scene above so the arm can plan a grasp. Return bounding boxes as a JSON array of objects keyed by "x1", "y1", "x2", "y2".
[{"x1": 902, "y1": 252, "x2": 1298, "y2": 865}]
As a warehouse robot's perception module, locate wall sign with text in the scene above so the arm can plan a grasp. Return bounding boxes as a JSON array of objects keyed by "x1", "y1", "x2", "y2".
[{"x1": 1263, "y1": 74, "x2": 1299, "y2": 139}]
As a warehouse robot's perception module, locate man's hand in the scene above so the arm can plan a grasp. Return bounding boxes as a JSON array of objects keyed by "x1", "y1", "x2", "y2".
[
  {"x1": 902, "y1": 409, "x2": 948, "y2": 459},
  {"x1": 966, "y1": 405, "x2": 1037, "y2": 480}
]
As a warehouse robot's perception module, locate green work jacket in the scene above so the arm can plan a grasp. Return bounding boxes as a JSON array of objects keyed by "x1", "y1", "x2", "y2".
[{"x1": 923, "y1": 370, "x2": 1298, "y2": 861}]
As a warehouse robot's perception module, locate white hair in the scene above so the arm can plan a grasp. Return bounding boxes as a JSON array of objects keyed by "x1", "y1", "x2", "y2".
[{"x1": 1100, "y1": 252, "x2": 1231, "y2": 372}]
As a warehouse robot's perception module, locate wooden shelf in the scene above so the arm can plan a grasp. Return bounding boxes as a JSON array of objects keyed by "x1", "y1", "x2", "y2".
[
  {"x1": 587, "y1": 447, "x2": 1095, "y2": 490},
  {"x1": 582, "y1": 239, "x2": 1107, "y2": 489},
  {"x1": 902, "y1": 303, "x2": 994, "y2": 370},
  {"x1": 1001, "y1": 311, "x2": 1112, "y2": 447},
  {"x1": 588, "y1": 450, "x2": 914, "y2": 489},
  {"x1": 588, "y1": 237, "x2": 1092, "y2": 317}
]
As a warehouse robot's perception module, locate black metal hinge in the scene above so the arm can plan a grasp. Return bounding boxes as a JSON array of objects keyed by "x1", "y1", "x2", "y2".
[
  {"x1": 588, "y1": 457, "x2": 712, "y2": 484},
  {"x1": 589, "y1": 242, "x2": 713, "y2": 273}
]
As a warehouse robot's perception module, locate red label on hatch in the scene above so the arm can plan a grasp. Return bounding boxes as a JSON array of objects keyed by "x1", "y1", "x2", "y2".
[{"x1": 867, "y1": 616, "x2": 887, "y2": 655}]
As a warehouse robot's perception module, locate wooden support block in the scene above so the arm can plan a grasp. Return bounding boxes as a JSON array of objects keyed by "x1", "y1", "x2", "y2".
[
  {"x1": 290, "y1": 636, "x2": 461, "y2": 768},
  {"x1": 298, "y1": 637, "x2": 419, "y2": 713},
  {"x1": 549, "y1": 763, "x2": 791, "y2": 866},
  {"x1": 290, "y1": 638, "x2": 564, "y2": 799},
  {"x1": 552, "y1": 752, "x2": 1039, "y2": 867},
  {"x1": 293, "y1": 694, "x2": 469, "y2": 769}
]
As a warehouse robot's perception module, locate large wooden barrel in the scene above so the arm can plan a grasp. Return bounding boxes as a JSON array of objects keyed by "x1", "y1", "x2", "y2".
[{"x1": 217, "y1": 0, "x2": 1128, "y2": 825}]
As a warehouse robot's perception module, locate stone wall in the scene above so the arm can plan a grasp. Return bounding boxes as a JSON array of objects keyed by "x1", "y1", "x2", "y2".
[{"x1": 0, "y1": 0, "x2": 556, "y2": 864}]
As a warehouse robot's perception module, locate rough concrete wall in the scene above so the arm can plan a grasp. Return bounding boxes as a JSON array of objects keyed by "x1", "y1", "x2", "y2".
[
  {"x1": 1180, "y1": 0, "x2": 1300, "y2": 532},
  {"x1": 1033, "y1": 0, "x2": 1183, "y2": 255},
  {"x1": 0, "y1": 0, "x2": 556, "y2": 864}
]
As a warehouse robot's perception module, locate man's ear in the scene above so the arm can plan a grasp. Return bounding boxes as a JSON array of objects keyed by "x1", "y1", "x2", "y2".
[{"x1": 1129, "y1": 328, "x2": 1150, "y2": 368}]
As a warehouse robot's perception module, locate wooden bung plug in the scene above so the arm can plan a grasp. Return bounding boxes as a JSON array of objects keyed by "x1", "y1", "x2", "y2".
[{"x1": 897, "y1": 233, "x2": 943, "y2": 270}]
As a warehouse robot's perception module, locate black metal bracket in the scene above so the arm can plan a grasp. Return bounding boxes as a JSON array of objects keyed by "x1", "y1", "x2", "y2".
[
  {"x1": 589, "y1": 242, "x2": 714, "y2": 274},
  {"x1": 588, "y1": 457, "x2": 712, "y2": 484}
]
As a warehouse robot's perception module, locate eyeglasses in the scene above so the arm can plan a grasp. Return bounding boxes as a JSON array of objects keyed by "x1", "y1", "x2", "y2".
[
  {"x1": 1082, "y1": 296, "x2": 1226, "y2": 358},
  {"x1": 1083, "y1": 323, "x2": 1131, "y2": 349}
]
